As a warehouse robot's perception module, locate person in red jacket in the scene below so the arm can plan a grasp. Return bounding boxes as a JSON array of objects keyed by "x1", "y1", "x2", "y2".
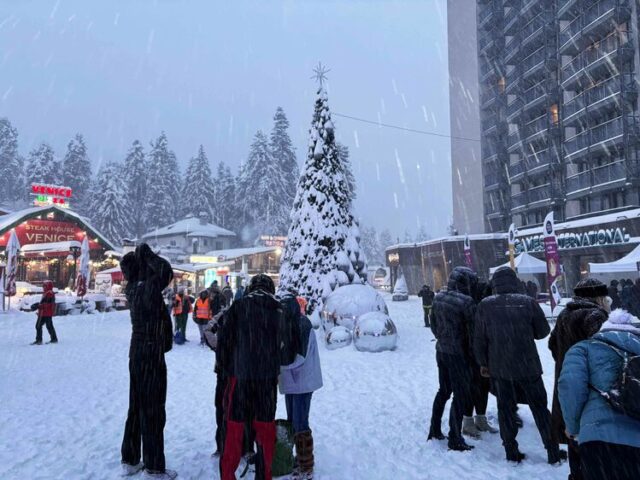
[{"x1": 32, "y1": 280, "x2": 58, "y2": 345}]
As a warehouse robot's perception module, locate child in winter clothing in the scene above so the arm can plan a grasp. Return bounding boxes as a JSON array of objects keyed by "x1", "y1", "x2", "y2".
[
  {"x1": 559, "y1": 309, "x2": 640, "y2": 480},
  {"x1": 279, "y1": 294, "x2": 323, "y2": 480},
  {"x1": 32, "y1": 280, "x2": 58, "y2": 345}
]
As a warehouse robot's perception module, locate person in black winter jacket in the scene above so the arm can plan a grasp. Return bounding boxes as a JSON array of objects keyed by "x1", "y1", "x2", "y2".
[
  {"x1": 120, "y1": 244, "x2": 177, "y2": 479},
  {"x1": 428, "y1": 266, "x2": 478, "y2": 451},
  {"x1": 548, "y1": 278, "x2": 609, "y2": 480},
  {"x1": 474, "y1": 266, "x2": 561, "y2": 465},
  {"x1": 418, "y1": 285, "x2": 435, "y2": 328},
  {"x1": 218, "y1": 274, "x2": 298, "y2": 480},
  {"x1": 608, "y1": 280, "x2": 621, "y2": 310}
]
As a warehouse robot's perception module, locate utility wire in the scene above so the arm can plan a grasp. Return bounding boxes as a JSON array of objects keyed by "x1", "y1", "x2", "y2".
[{"x1": 332, "y1": 112, "x2": 482, "y2": 143}]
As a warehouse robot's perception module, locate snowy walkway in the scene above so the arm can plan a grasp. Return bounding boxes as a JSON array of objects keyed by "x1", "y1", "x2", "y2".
[{"x1": 0, "y1": 295, "x2": 569, "y2": 479}]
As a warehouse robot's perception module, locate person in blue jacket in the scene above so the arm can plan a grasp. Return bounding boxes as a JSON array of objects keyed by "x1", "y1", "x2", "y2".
[{"x1": 559, "y1": 308, "x2": 640, "y2": 480}]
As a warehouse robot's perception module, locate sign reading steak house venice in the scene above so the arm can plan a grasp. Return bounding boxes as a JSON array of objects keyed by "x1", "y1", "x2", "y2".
[{"x1": 515, "y1": 227, "x2": 630, "y2": 253}]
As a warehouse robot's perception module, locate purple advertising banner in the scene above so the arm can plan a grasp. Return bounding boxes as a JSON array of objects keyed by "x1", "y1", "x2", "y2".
[{"x1": 543, "y1": 212, "x2": 562, "y2": 310}]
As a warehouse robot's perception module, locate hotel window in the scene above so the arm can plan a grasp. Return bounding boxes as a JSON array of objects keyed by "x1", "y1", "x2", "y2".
[{"x1": 550, "y1": 104, "x2": 559, "y2": 125}]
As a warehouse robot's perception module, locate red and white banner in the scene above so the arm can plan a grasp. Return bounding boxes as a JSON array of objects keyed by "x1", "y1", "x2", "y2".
[
  {"x1": 4, "y1": 229, "x2": 20, "y2": 297},
  {"x1": 76, "y1": 237, "x2": 90, "y2": 297}
]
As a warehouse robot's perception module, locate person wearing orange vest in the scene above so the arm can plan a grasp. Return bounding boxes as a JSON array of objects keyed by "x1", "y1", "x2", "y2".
[
  {"x1": 193, "y1": 290, "x2": 213, "y2": 346},
  {"x1": 173, "y1": 288, "x2": 192, "y2": 342}
]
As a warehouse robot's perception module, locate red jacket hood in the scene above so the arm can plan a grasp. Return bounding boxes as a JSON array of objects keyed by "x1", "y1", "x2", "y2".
[{"x1": 43, "y1": 281, "x2": 54, "y2": 292}]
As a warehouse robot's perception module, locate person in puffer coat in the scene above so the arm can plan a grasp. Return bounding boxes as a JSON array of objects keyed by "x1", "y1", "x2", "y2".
[
  {"x1": 559, "y1": 309, "x2": 640, "y2": 480},
  {"x1": 548, "y1": 278, "x2": 609, "y2": 480},
  {"x1": 279, "y1": 293, "x2": 322, "y2": 480},
  {"x1": 474, "y1": 266, "x2": 561, "y2": 464},
  {"x1": 428, "y1": 266, "x2": 477, "y2": 451}
]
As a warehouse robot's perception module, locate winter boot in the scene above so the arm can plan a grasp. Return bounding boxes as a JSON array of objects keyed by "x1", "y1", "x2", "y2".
[
  {"x1": 120, "y1": 462, "x2": 143, "y2": 477},
  {"x1": 547, "y1": 447, "x2": 564, "y2": 465},
  {"x1": 30, "y1": 341, "x2": 42, "y2": 345},
  {"x1": 141, "y1": 468, "x2": 178, "y2": 479},
  {"x1": 448, "y1": 438, "x2": 475, "y2": 451},
  {"x1": 506, "y1": 450, "x2": 526, "y2": 463},
  {"x1": 474, "y1": 415, "x2": 498, "y2": 434},
  {"x1": 462, "y1": 416, "x2": 481, "y2": 439},
  {"x1": 294, "y1": 430, "x2": 314, "y2": 479}
]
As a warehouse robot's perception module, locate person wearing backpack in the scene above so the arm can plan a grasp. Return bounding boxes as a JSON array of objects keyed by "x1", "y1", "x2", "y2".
[
  {"x1": 559, "y1": 309, "x2": 640, "y2": 480},
  {"x1": 279, "y1": 292, "x2": 323, "y2": 480}
]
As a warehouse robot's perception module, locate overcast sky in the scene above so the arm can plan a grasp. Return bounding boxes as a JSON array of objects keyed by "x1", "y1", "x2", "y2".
[{"x1": 0, "y1": 0, "x2": 451, "y2": 239}]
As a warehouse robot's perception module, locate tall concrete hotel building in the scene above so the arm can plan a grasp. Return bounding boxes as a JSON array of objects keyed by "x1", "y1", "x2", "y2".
[{"x1": 475, "y1": 0, "x2": 640, "y2": 232}]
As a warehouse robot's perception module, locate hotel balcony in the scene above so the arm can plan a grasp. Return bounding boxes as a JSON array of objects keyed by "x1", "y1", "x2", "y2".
[
  {"x1": 559, "y1": 0, "x2": 631, "y2": 55},
  {"x1": 563, "y1": 74, "x2": 637, "y2": 126},
  {"x1": 562, "y1": 31, "x2": 634, "y2": 89},
  {"x1": 565, "y1": 160, "x2": 627, "y2": 198},
  {"x1": 528, "y1": 183, "x2": 552, "y2": 205},
  {"x1": 522, "y1": 113, "x2": 549, "y2": 142},
  {"x1": 564, "y1": 115, "x2": 630, "y2": 160},
  {"x1": 558, "y1": 0, "x2": 580, "y2": 19},
  {"x1": 511, "y1": 191, "x2": 528, "y2": 210}
]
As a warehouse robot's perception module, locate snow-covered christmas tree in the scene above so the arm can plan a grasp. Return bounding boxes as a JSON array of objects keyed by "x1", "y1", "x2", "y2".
[
  {"x1": 62, "y1": 134, "x2": 92, "y2": 214},
  {"x1": 123, "y1": 140, "x2": 147, "y2": 240},
  {"x1": 144, "y1": 132, "x2": 178, "y2": 231},
  {"x1": 337, "y1": 142, "x2": 356, "y2": 203},
  {"x1": 88, "y1": 162, "x2": 130, "y2": 244},
  {"x1": 26, "y1": 143, "x2": 61, "y2": 187},
  {"x1": 180, "y1": 145, "x2": 216, "y2": 220},
  {"x1": 279, "y1": 65, "x2": 366, "y2": 313}
]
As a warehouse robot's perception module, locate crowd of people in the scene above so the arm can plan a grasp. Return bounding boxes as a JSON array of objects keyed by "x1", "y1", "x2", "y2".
[
  {"x1": 118, "y1": 243, "x2": 322, "y2": 480},
  {"x1": 426, "y1": 265, "x2": 640, "y2": 480}
]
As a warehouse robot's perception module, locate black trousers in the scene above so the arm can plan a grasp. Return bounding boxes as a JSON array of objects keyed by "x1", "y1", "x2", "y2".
[
  {"x1": 121, "y1": 349, "x2": 167, "y2": 472},
  {"x1": 466, "y1": 365, "x2": 489, "y2": 416},
  {"x1": 581, "y1": 441, "x2": 640, "y2": 480},
  {"x1": 429, "y1": 352, "x2": 472, "y2": 445},
  {"x1": 423, "y1": 306, "x2": 431, "y2": 327},
  {"x1": 35, "y1": 315, "x2": 57, "y2": 343},
  {"x1": 492, "y1": 376, "x2": 555, "y2": 455},
  {"x1": 568, "y1": 439, "x2": 582, "y2": 480}
]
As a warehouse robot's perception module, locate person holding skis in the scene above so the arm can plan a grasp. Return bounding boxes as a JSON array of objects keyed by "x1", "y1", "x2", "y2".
[
  {"x1": 218, "y1": 273, "x2": 298, "y2": 480},
  {"x1": 31, "y1": 280, "x2": 58, "y2": 345},
  {"x1": 120, "y1": 243, "x2": 176, "y2": 479},
  {"x1": 279, "y1": 290, "x2": 323, "y2": 480}
]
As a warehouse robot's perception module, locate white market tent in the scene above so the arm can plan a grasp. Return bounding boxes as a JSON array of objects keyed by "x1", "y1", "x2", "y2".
[
  {"x1": 489, "y1": 252, "x2": 547, "y2": 275},
  {"x1": 589, "y1": 244, "x2": 640, "y2": 273}
]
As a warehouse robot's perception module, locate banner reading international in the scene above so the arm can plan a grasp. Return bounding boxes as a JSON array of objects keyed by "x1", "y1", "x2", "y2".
[
  {"x1": 543, "y1": 212, "x2": 562, "y2": 310},
  {"x1": 508, "y1": 223, "x2": 517, "y2": 270},
  {"x1": 463, "y1": 235, "x2": 473, "y2": 269}
]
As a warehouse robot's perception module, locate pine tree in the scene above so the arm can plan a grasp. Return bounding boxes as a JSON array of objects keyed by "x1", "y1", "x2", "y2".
[
  {"x1": 337, "y1": 142, "x2": 356, "y2": 204},
  {"x1": 416, "y1": 224, "x2": 431, "y2": 242},
  {"x1": 214, "y1": 162, "x2": 236, "y2": 229},
  {"x1": 0, "y1": 118, "x2": 25, "y2": 206},
  {"x1": 236, "y1": 130, "x2": 290, "y2": 239},
  {"x1": 269, "y1": 107, "x2": 299, "y2": 219},
  {"x1": 379, "y1": 229, "x2": 394, "y2": 251},
  {"x1": 360, "y1": 225, "x2": 382, "y2": 264},
  {"x1": 89, "y1": 161, "x2": 130, "y2": 244},
  {"x1": 62, "y1": 134, "x2": 92, "y2": 213},
  {"x1": 403, "y1": 229, "x2": 413, "y2": 243},
  {"x1": 26, "y1": 143, "x2": 59, "y2": 187},
  {"x1": 279, "y1": 82, "x2": 366, "y2": 312},
  {"x1": 123, "y1": 140, "x2": 148, "y2": 239},
  {"x1": 145, "y1": 132, "x2": 178, "y2": 231},
  {"x1": 180, "y1": 145, "x2": 216, "y2": 220}
]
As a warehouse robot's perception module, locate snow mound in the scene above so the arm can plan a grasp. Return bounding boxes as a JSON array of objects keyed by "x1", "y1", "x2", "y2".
[
  {"x1": 321, "y1": 284, "x2": 388, "y2": 331},
  {"x1": 354, "y1": 312, "x2": 398, "y2": 352},
  {"x1": 392, "y1": 272, "x2": 409, "y2": 301}
]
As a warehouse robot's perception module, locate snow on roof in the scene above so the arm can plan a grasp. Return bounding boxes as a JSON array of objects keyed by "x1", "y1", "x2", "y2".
[
  {"x1": 202, "y1": 246, "x2": 279, "y2": 260},
  {"x1": 21, "y1": 240, "x2": 81, "y2": 253},
  {"x1": 385, "y1": 233, "x2": 507, "y2": 251},
  {"x1": 0, "y1": 205, "x2": 117, "y2": 250},
  {"x1": 517, "y1": 208, "x2": 640, "y2": 237},
  {"x1": 141, "y1": 217, "x2": 236, "y2": 240}
]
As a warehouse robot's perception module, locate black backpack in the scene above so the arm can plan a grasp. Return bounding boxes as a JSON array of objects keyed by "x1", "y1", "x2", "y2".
[{"x1": 589, "y1": 338, "x2": 640, "y2": 421}]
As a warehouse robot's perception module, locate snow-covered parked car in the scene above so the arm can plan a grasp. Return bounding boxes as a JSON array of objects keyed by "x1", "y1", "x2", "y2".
[
  {"x1": 15, "y1": 281, "x2": 43, "y2": 298},
  {"x1": 19, "y1": 294, "x2": 75, "y2": 316},
  {"x1": 321, "y1": 284, "x2": 397, "y2": 352}
]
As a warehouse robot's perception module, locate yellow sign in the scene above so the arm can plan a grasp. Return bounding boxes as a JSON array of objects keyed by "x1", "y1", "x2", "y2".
[{"x1": 190, "y1": 255, "x2": 219, "y2": 264}]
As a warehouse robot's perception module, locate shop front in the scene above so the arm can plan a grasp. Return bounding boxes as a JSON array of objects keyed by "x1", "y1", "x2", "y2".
[{"x1": 0, "y1": 206, "x2": 117, "y2": 289}]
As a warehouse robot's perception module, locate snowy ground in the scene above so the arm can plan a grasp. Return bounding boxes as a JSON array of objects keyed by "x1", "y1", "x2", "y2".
[{"x1": 0, "y1": 295, "x2": 569, "y2": 480}]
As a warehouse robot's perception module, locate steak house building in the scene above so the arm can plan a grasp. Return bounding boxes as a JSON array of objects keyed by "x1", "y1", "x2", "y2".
[{"x1": 0, "y1": 206, "x2": 117, "y2": 289}]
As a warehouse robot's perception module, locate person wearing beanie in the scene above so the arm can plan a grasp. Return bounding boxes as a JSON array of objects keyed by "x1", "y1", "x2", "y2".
[
  {"x1": 474, "y1": 267, "x2": 562, "y2": 464},
  {"x1": 559, "y1": 309, "x2": 640, "y2": 480},
  {"x1": 549, "y1": 278, "x2": 609, "y2": 480}
]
